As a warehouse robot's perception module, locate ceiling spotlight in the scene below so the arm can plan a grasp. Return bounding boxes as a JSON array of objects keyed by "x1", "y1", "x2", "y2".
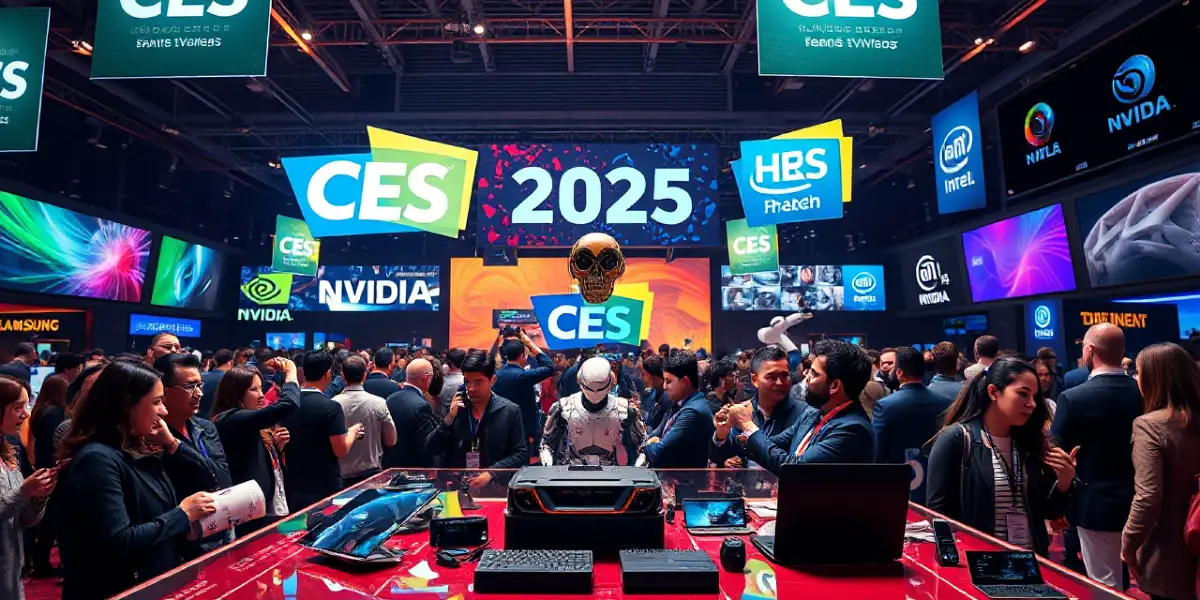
[
  {"x1": 268, "y1": 159, "x2": 282, "y2": 169},
  {"x1": 985, "y1": 38, "x2": 995, "y2": 45},
  {"x1": 974, "y1": 37, "x2": 984, "y2": 45},
  {"x1": 1018, "y1": 40, "x2": 1037, "y2": 53},
  {"x1": 300, "y1": 30, "x2": 313, "y2": 41},
  {"x1": 858, "y1": 163, "x2": 867, "y2": 169},
  {"x1": 71, "y1": 39, "x2": 94, "y2": 55},
  {"x1": 473, "y1": 23, "x2": 486, "y2": 35}
]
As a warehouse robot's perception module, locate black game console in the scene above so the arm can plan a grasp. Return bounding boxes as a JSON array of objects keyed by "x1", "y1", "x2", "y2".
[
  {"x1": 505, "y1": 466, "x2": 665, "y2": 552},
  {"x1": 619, "y1": 550, "x2": 719, "y2": 594}
]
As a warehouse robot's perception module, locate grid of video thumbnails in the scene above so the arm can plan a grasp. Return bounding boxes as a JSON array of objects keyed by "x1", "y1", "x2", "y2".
[{"x1": 721, "y1": 265, "x2": 846, "y2": 311}]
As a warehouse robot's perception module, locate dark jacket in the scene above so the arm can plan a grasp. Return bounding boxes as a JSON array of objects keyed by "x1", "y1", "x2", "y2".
[
  {"x1": 927, "y1": 374, "x2": 966, "y2": 402},
  {"x1": 212, "y1": 382, "x2": 300, "y2": 516},
  {"x1": 59, "y1": 442, "x2": 191, "y2": 600},
  {"x1": 1050, "y1": 372, "x2": 1142, "y2": 531},
  {"x1": 873, "y1": 383, "x2": 954, "y2": 504},
  {"x1": 384, "y1": 385, "x2": 437, "y2": 468},
  {"x1": 643, "y1": 392, "x2": 714, "y2": 469},
  {"x1": 427, "y1": 393, "x2": 527, "y2": 469},
  {"x1": 31, "y1": 405, "x2": 65, "y2": 470},
  {"x1": 640, "y1": 387, "x2": 668, "y2": 432},
  {"x1": 926, "y1": 419, "x2": 1072, "y2": 557},
  {"x1": 362, "y1": 371, "x2": 400, "y2": 401},
  {"x1": 280, "y1": 389, "x2": 348, "y2": 508},
  {"x1": 164, "y1": 418, "x2": 232, "y2": 498},
  {"x1": 491, "y1": 353, "x2": 555, "y2": 442},
  {"x1": 0, "y1": 360, "x2": 31, "y2": 382},
  {"x1": 198, "y1": 369, "x2": 227, "y2": 418},
  {"x1": 1062, "y1": 367, "x2": 1089, "y2": 391},
  {"x1": 558, "y1": 361, "x2": 582, "y2": 398},
  {"x1": 737, "y1": 400, "x2": 874, "y2": 475},
  {"x1": 710, "y1": 395, "x2": 802, "y2": 467}
]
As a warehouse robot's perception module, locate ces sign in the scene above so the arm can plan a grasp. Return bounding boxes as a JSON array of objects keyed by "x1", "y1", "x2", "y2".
[
  {"x1": 530, "y1": 293, "x2": 645, "y2": 351},
  {"x1": 726, "y1": 218, "x2": 779, "y2": 275},
  {"x1": 736, "y1": 138, "x2": 843, "y2": 226},
  {"x1": 476, "y1": 143, "x2": 721, "y2": 247},
  {"x1": 0, "y1": 8, "x2": 50, "y2": 153},
  {"x1": 272, "y1": 215, "x2": 321, "y2": 276},
  {"x1": 283, "y1": 127, "x2": 478, "y2": 239},
  {"x1": 118, "y1": 0, "x2": 247, "y2": 18}
]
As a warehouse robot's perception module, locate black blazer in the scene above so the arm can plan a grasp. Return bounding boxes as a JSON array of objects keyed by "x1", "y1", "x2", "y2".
[
  {"x1": 164, "y1": 417, "x2": 233, "y2": 498},
  {"x1": 1050, "y1": 373, "x2": 1142, "y2": 531},
  {"x1": 427, "y1": 393, "x2": 528, "y2": 469},
  {"x1": 212, "y1": 382, "x2": 301, "y2": 516},
  {"x1": 59, "y1": 442, "x2": 191, "y2": 600},
  {"x1": 384, "y1": 385, "x2": 437, "y2": 468},
  {"x1": 31, "y1": 404, "x2": 65, "y2": 469},
  {"x1": 363, "y1": 372, "x2": 401, "y2": 400},
  {"x1": 927, "y1": 420, "x2": 1072, "y2": 556}
]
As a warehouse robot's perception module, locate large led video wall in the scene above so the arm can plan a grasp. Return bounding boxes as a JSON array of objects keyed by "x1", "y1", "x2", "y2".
[
  {"x1": 449, "y1": 257, "x2": 711, "y2": 351},
  {"x1": 1076, "y1": 163, "x2": 1200, "y2": 288},
  {"x1": 150, "y1": 235, "x2": 225, "y2": 311},
  {"x1": 996, "y1": 2, "x2": 1200, "y2": 197},
  {"x1": 239, "y1": 266, "x2": 440, "y2": 312},
  {"x1": 0, "y1": 190, "x2": 151, "y2": 302},
  {"x1": 962, "y1": 204, "x2": 1076, "y2": 303},
  {"x1": 720, "y1": 265, "x2": 886, "y2": 312}
]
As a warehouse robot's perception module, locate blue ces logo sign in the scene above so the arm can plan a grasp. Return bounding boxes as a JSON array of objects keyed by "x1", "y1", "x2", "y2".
[
  {"x1": 530, "y1": 293, "x2": 645, "y2": 351},
  {"x1": 930, "y1": 91, "x2": 986, "y2": 214},
  {"x1": 736, "y1": 138, "x2": 843, "y2": 226}
]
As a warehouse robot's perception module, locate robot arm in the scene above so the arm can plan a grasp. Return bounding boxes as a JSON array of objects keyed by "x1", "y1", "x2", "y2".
[
  {"x1": 539, "y1": 401, "x2": 566, "y2": 466},
  {"x1": 756, "y1": 311, "x2": 813, "y2": 345}
]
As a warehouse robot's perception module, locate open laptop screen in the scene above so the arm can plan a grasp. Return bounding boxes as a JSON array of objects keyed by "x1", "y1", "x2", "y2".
[
  {"x1": 967, "y1": 551, "x2": 1044, "y2": 585},
  {"x1": 682, "y1": 498, "x2": 747, "y2": 529}
]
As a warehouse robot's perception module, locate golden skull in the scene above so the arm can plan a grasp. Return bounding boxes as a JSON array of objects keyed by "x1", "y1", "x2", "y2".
[{"x1": 569, "y1": 233, "x2": 625, "y2": 304}]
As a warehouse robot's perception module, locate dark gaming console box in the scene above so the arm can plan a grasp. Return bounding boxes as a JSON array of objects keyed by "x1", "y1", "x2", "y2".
[{"x1": 505, "y1": 465, "x2": 665, "y2": 552}]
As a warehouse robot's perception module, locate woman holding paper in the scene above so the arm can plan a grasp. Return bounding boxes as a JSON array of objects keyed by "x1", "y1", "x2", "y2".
[
  {"x1": 211, "y1": 358, "x2": 301, "y2": 535},
  {"x1": 56, "y1": 360, "x2": 218, "y2": 600}
]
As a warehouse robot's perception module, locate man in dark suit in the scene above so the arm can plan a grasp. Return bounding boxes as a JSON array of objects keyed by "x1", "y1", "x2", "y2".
[
  {"x1": 364, "y1": 347, "x2": 402, "y2": 400},
  {"x1": 199, "y1": 349, "x2": 234, "y2": 418},
  {"x1": 1051, "y1": 323, "x2": 1141, "y2": 590},
  {"x1": 716, "y1": 340, "x2": 874, "y2": 475},
  {"x1": 872, "y1": 346, "x2": 953, "y2": 504},
  {"x1": 639, "y1": 352, "x2": 714, "y2": 468},
  {"x1": 427, "y1": 350, "x2": 527, "y2": 488},
  {"x1": 1063, "y1": 357, "x2": 1090, "y2": 391},
  {"x1": 384, "y1": 359, "x2": 438, "y2": 468},
  {"x1": 281, "y1": 350, "x2": 364, "y2": 509},
  {"x1": 490, "y1": 332, "x2": 554, "y2": 456},
  {"x1": 927, "y1": 342, "x2": 966, "y2": 401},
  {"x1": 0, "y1": 342, "x2": 37, "y2": 382}
]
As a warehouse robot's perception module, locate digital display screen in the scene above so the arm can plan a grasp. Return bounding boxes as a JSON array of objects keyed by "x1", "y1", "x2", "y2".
[
  {"x1": 239, "y1": 266, "x2": 440, "y2": 312},
  {"x1": 1116, "y1": 291, "x2": 1199, "y2": 339},
  {"x1": 997, "y1": 2, "x2": 1200, "y2": 197},
  {"x1": 0, "y1": 190, "x2": 150, "y2": 302},
  {"x1": 265, "y1": 332, "x2": 306, "y2": 350},
  {"x1": 476, "y1": 143, "x2": 721, "y2": 247},
  {"x1": 300, "y1": 488, "x2": 437, "y2": 559},
  {"x1": 682, "y1": 499, "x2": 747, "y2": 529},
  {"x1": 1075, "y1": 164, "x2": 1200, "y2": 288},
  {"x1": 943, "y1": 315, "x2": 988, "y2": 336},
  {"x1": 720, "y1": 265, "x2": 886, "y2": 311},
  {"x1": 150, "y1": 235, "x2": 225, "y2": 310},
  {"x1": 129, "y1": 314, "x2": 202, "y2": 338},
  {"x1": 449, "y1": 257, "x2": 711, "y2": 351},
  {"x1": 967, "y1": 551, "x2": 1043, "y2": 586},
  {"x1": 895, "y1": 237, "x2": 967, "y2": 311},
  {"x1": 962, "y1": 204, "x2": 1076, "y2": 302}
]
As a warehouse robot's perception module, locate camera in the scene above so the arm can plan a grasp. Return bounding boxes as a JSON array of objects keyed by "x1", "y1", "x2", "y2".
[{"x1": 500, "y1": 325, "x2": 524, "y2": 338}]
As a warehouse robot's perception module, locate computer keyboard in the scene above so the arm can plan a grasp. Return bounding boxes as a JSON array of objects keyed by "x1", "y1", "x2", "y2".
[
  {"x1": 473, "y1": 549, "x2": 594, "y2": 594},
  {"x1": 976, "y1": 584, "x2": 1066, "y2": 598}
]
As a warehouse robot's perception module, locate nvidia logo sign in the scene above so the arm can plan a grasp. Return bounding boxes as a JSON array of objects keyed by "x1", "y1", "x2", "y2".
[{"x1": 238, "y1": 273, "x2": 293, "y2": 321}]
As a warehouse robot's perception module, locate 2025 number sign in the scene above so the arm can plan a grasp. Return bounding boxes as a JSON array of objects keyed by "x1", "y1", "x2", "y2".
[{"x1": 476, "y1": 143, "x2": 721, "y2": 247}]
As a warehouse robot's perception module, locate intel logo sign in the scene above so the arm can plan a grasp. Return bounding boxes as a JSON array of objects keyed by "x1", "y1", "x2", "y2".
[
  {"x1": 939, "y1": 125, "x2": 972, "y2": 175},
  {"x1": 851, "y1": 272, "x2": 877, "y2": 294},
  {"x1": 1032, "y1": 304, "x2": 1055, "y2": 340}
]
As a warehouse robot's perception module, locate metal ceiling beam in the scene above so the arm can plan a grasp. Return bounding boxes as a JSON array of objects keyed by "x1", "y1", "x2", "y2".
[
  {"x1": 287, "y1": 17, "x2": 742, "y2": 46},
  {"x1": 643, "y1": 0, "x2": 670, "y2": 73},
  {"x1": 271, "y1": 4, "x2": 351, "y2": 91},
  {"x1": 565, "y1": 0, "x2": 576, "y2": 72},
  {"x1": 719, "y1": 0, "x2": 754, "y2": 74},
  {"x1": 461, "y1": 0, "x2": 496, "y2": 72},
  {"x1": 346, "y1": 0, "x2": 405, "y2": 74}
]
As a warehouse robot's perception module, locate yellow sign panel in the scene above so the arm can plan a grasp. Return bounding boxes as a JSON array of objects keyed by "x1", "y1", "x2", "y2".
[
  {"x1": 0, "y1": 318, "x2": 60, "y2": 332},
  {"x1": 772, "y1": 119, "x2": 853, "y2": 203},
  {"x1": 1081, "y1": 312, "x2": 1148, "y2": 329}
]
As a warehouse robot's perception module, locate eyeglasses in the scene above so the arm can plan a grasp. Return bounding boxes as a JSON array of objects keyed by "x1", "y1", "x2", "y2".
[
  {"x1": 157, "y1": 343, "x2": 183, "y2": 352},
  {"x1": 169, "y1": 382, "x2": 204, "y2": 393}
]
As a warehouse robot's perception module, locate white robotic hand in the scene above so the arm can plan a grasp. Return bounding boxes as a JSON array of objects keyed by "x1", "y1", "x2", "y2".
[{"x1": 756, "y1": 310, "x2": 814, "y2": 345}]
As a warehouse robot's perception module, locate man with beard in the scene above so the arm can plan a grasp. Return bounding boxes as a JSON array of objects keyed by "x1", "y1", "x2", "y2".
[
  {"x1": 539, "y1": 357, "x2": 645, "y2": 466},
  {"x1": 710, "y1": 345, "x2": 801, "y2": 468},
  {"x1": 715, "y1": 340, "x2": 873, "y2": 475}
]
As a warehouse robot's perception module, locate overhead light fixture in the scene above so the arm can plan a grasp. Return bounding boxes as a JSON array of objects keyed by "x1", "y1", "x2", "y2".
[
  {"x1": 858, "y1": 164, "x2": 867, "y2": 169},
  {"x1": 985, "y1": 38, "x2": 995, "y2": 45},
  {"x1": 71, "y1": 39, "x2": 94, "y2": 56},
  {"x1": 974, "y1": 37, "x2": 984, "y2": 45},
  {"x1": 268, "y1": 159, "x2": 282, "y2": 169},
  {"x1": 473, "y1": 23, "x2": 486, "y2": 35},
  {"x1": 1018, "y1": 40, "x2": 1036, "y2": 53},
  {"x1": 86, "y1": 125, "x2": 107, "y2": 149},
  {"x1": 300, "y1": 30, "x2": 313, "y2": 41}
]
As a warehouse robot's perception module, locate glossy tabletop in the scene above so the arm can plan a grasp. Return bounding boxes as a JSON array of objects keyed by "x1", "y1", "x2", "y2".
[{"x1": 114, "y1": 469, "x2": 1134, "y2": 600}]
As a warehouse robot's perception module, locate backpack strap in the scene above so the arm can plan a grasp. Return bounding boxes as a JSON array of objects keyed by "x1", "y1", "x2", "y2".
[{"x1": 958, "y1": 423, "x2": 971, "y2": 507}]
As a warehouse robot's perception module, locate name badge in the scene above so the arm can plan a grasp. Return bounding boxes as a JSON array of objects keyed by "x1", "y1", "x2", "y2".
[
  {"x1": 1006, "y1": 513, "x2": 1031, "y2": 548},
  {"x1": 466, "y1": 452, "x2": 481, "y2": 469}
]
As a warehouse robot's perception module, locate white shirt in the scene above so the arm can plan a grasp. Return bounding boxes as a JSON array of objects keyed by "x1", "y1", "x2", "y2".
[{"x1": 331, "y1": 385, "x2": 395, "y2": 476}]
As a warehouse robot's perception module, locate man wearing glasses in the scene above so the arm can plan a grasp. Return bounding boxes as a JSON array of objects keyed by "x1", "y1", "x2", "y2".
[
  {"x1": 144, "y1": 332, "x2": 183, "y2": 365},
  {"x1": 153, "y1": 353, "x2": 233, "y2": 557}
]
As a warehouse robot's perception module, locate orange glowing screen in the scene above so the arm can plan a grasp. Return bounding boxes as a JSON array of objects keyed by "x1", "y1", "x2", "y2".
[{"x1": 449, "y1": 257, "x2": 711, "y2": 351}]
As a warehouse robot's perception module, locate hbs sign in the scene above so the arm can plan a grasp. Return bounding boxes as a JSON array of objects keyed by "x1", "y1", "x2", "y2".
[{"x1": 736, "y1": 138, "x2": 844, "y2": 226}]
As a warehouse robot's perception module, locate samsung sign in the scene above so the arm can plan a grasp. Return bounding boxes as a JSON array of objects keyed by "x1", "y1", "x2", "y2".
[
  {"x1": 931, "y1": 91, "x2": 987, "y2": 215},
  {"x1": 130, "y1": 314, "x2": 202, "y2": 338}
]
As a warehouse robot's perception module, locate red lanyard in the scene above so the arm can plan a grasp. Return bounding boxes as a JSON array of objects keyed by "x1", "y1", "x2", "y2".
[{"x1": 795, "y1": 401, "x2": 853, "y2": 456}]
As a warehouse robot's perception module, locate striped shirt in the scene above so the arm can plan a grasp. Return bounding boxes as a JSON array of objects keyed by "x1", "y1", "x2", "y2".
[{"x1": 990, "y1": 436, "x2": 1032, "y2": 549}]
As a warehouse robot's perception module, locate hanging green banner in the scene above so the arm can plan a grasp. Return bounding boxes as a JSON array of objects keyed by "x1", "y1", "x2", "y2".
[
  {"x1": 272, "y1": 215, "x2": 320, "y2": 277},
  {"x1": 756, "y1": 0, "x2": 944, "y2": 80},
  {"x1": 0, "y1": 8, "x2": 50, "y2": 153},
  {"x1": 726, "y1": 219, "x2": 779, "y2": 275},
  {"x1": 91, "y1": 0, "x2": 271, "y2": 79}
]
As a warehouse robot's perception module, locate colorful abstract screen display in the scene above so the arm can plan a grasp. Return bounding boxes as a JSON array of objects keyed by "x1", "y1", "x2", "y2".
[
  {"x1": 476, "y1": 143, "x2": 721, "y2": 247},
  {"x1": 962, "y1": 204, "x2": 1076, "y2": 302},
  {"x1": 150, "y1": 235, "x2": 225, "y2": 310},
  {"x1": 448, "y1": 257, "x2": 711, "y2": 351},
  {"x1": 0, "y1": 190, "x2": 150, "y2": 302}
]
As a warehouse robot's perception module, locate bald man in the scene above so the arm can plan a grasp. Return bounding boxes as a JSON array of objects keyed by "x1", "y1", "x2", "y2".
[
  {"x1": 1050, "y1": 323, "x2": 1142, "y2": 589},
  {"x1": 382, "y1": 358, "x2": 438, "y2": 468}
]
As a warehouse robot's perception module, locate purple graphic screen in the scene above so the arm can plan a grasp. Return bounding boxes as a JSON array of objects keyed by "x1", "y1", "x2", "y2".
[{"x1": 961, "y1": 204, "x2": 1076, "y2": 302}]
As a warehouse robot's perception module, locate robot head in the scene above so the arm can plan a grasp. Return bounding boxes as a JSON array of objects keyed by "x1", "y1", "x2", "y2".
[{"x1": 578, "y1": 356, "x2": 615, "y2": 404}]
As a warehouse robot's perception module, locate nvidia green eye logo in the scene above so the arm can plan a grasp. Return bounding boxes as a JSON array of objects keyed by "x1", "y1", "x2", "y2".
[{"x1": 241, "y1": 273, "x2": 293, "y2": 305}]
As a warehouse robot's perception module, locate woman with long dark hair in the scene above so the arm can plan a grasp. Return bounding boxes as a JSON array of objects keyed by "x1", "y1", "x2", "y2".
[
  {"x1": 0, "y1": 375, "x2": 56, "y2": 599},
  {"x1": 56, "y1": 360, "x2": 217, "y2": 600},
  {"x1": 211, "y1": 358, "x2": 300, "y2": 535},
  {"x1": 1121, "y1": 343, "x2": 1200, "y2": 600},
  {"x1": 26, "y1": 373, "x2": 68, "y2": 577},
  {"x1": 926, "y1": 357, "x2": 1078, "y2": 556}
]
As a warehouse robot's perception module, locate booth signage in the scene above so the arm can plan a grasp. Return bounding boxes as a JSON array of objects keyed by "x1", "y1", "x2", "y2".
[
  {"x1": 726, "y1": 219, "x2": 778, "y2": 275},
  {"x1": 272, "y1": 215, "x2": 320, "y2": 276},
  {"x1": 0, "y1": 317, "x2": 58, "y2": 332},
  {"x1": 129, "y1": 313, "x2": 202, "y2": 337},
  {"x1": 737, "y1": 138, "x2": 843, "y2": 226},
  {"x1": 239, "y1": 265, "x2": 440, "y2": 312},
  {"x1": 931, "y1": 91, "x2": 987, "y2": 214},
  {"x1": 1024, "y1": 299, "x2": 1066, "y2": 360},
  {"x1": 756, "y1": 0, "x2": 944, "y2": 79},
  {"x1": 530, "y1": 293, "x2": 645, "y2": 351},
  {"x1": 0, "y1": 8, "x2": 50, "y2": 153},
  {"x1": 1079, "y1": 311, "x2": 1149, "y2": 329},
  {"x1": 844, "y1": 265, "x2": 886, "y2": 311},
  {"x1": 281, "y1": 127, "x2": 477, "y2": 239},
  {"x1": 91, "y1": 0, "x2": 271, "y2": 78}
]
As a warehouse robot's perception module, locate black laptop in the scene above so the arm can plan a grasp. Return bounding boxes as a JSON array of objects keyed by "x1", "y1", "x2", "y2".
[
  {"x1": 750, "y1": 463, "x2": 911, "y2": 566},
  {"x1": 966, "y1": 551, "x2": 1067, "y2": 599}
]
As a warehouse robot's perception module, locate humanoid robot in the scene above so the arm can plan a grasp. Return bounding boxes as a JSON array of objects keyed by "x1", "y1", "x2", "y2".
[{"x1": 540, "y1": 357, "x2": 646, "y2": 466}]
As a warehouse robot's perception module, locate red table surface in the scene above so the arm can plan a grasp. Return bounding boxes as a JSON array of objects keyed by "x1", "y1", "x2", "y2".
[{"x1": 114, "y1": 469, "x2": 1134, "y2": 600}]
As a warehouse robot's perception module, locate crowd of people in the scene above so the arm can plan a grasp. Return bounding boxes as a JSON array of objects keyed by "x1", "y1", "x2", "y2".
[{"x1": 0, "y1": 323, "x2": 1197, "y2": 600}]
